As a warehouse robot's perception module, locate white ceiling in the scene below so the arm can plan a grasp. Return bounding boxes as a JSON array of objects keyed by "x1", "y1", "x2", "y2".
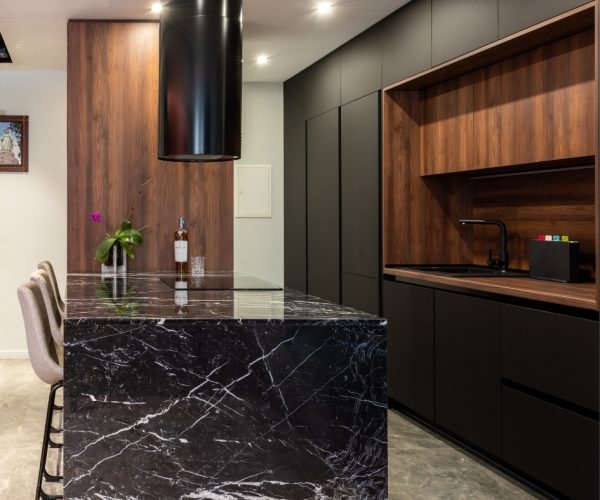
[{"x1": 0, "y1": 0, "x2": 410, "y2": 82}]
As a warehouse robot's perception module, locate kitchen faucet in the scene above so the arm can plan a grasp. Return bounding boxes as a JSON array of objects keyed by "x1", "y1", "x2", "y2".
[{"x1": 459, "y1": 219, "x2": 509, "y2": 272}]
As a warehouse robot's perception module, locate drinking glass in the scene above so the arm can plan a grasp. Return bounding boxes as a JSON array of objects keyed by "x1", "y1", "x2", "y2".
[{"x1": 191, "y1": 256, "x2": 206, "y2": 276}]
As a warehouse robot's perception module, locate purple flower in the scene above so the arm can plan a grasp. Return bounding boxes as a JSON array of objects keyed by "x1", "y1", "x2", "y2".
[{"x1": 90, "y1": 211, "x2": 103, "y2": 223}]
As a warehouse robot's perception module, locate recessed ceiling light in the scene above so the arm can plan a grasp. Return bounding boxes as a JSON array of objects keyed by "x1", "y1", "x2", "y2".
[
  {"x1": 256, "y1": 55, "x2": 270, "y2": 65},
  {"x1": 151, "y1": 3, "x2": 163, "y2": 14},
  {"x1": 317, "y1": 2, "x2": 333, "y2": 14}
]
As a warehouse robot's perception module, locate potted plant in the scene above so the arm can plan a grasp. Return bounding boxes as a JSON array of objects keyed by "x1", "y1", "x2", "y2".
[{"x1": 91, "y1": 179, "x2": 150, "y2": 274}]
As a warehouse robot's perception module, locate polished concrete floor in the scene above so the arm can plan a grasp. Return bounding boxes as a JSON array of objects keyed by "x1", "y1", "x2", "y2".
[{"x1": 0, "y1": 360, "x2": 539, "y2": 499}]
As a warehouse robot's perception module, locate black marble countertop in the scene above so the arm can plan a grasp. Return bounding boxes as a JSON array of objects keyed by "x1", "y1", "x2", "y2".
[
  {"x1": 66, "y1": 272, "x2": 381, "y2": 322},
  {"x1": 64, "y1": 272, "x2": 388, "y2": 498}
]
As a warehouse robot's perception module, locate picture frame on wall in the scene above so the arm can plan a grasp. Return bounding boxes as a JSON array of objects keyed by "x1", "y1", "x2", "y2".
[{"x1": 0, "y1": 115, "x2": 28, "y2": 172}]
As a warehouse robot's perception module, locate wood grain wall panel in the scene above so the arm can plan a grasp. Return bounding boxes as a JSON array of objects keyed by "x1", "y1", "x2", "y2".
[
  {"x1": 383, "y1": 91, "x2": 472, "y2": 266},
  {"x1": 67, "y1": 21, "x2": 233, "y2": 273},
  {"x1": 473, "y1": 47, "x2": 548, "y2": 168},
  {"x1": 472, "y1": 167, "x2": 596, "y2": 274},
  {"x1": 547, "y1": 29, "x2": 595, "y2": 159},
  {"x1": 421, "y1": 75, "x2": 474, "y2": 175}
]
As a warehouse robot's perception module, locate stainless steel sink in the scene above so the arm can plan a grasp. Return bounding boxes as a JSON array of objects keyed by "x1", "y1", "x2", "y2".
[{"x1": 388, "y1": 264, "x2": 529, "y2": 278}]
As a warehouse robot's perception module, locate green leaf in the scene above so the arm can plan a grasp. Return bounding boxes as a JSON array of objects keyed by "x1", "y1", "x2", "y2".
[
  {"x1": 124, "y1": 229, "x2": 143, "y2": 245},
  {"x1": 120, "y1": 219, "x2": 132, "y2": 231},
  {"x1": 95, "y1": 237, "x2": 117, "y2": 263},
  {"x1": 120, "y1": 240, "x2": 135, "y2": 259}
]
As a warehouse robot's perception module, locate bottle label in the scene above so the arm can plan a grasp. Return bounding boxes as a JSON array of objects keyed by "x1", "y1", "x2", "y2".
[
  {"x1": 174, "y1": 241, "x2": 188, "y2": 262},
  {"x1": 174, "y1": 281, "x2": 188, "y2": 306}
]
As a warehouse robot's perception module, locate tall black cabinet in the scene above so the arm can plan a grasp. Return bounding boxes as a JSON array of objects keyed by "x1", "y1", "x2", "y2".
[
  {"x1": 340, "y1": 93, "x2": 380, "y2": 314},
  {"x1": 306, "y1": 110, "x2": 340, "y2": 303}
]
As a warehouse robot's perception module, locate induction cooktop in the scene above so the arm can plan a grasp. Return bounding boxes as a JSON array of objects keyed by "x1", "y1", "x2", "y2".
[{"x1": 160, "y1": 275, "x2": 282, "y2": 291}]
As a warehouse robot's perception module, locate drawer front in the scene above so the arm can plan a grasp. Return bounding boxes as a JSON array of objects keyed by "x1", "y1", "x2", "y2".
[
  {"x1": 503, "y1": 386, "x2": 599, "y2": 500},
  {"x1": 501, "y1": 304, "x2": 599, "y2": 411}
]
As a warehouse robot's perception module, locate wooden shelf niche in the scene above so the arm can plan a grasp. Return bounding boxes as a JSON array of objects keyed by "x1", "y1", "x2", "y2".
[
  {"x1": 383, "y1": 6, "x2": 597, "y2": 308},
  {"x1": 419, "y1": 28, "x2": 595, "y2": 176}
]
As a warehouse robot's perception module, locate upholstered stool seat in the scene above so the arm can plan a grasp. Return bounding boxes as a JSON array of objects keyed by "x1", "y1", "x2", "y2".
[{"x1": 17, "y1": 281, "x2": 64, "y2": 500}]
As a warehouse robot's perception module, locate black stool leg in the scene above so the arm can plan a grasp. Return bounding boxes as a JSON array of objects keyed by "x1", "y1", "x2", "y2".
[{"x1": 36, "y1": 381, "x2": 63, "y2": 500}]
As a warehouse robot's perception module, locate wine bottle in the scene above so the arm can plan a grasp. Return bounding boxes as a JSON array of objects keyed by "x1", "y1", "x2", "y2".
[{"x1": 174, "y1": 216, "x2": 188, "y2": 274}]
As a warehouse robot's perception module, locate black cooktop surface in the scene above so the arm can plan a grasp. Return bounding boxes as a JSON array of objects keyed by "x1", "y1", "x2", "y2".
[{"x1": 160, "y1": 275, "x2": 282, "y2": 291}]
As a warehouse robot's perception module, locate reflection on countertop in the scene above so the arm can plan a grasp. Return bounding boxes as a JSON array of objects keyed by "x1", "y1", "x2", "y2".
[{"x1": 66, "y1": 272, "x2": 382, "y2": 321}]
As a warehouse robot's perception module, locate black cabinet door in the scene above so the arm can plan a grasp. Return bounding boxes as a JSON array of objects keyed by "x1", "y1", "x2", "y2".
[
  {"x1": 284, "y1": 72, "x2": 306, "y2": 129},
  {"x1": 306, "y1": 109, "x2": 339, "y2": 303},
  {"x1": 499, "y1": 0, "x2": 589, "y2": 38},
  {"x1": 381, "y1": 0, "x2": 432, "y2": 87},
  {"x1": 502, "y1": 304, "x2": 599, "y2": 412},
  {"x1": 503, "y1": 386, "x2": 599, "y2": 500},
  {"x1": 284, "y1": 123, "x2": 307, "y2": 292},
  {"x1": 340, "y1": 27, "x2": 382, "y2": 105},
  {"x1": 304, "y1": 53, "x2": 341, "y2": 120},
  {"x1": 341, "y1": 92, "x2": 380, "y2": 279},
  {"x1": 384, "y1": 280, "x2": 434, "y2": 420},
  {"x1": 342, "y1": 273, "x2": 379, "y2": 315},
  {"x1": 435, "y1": 291, "x2": 501, "y2": 456},
  {"x1": 432, "y1": 0, "x2": 498, "y2": 67}
]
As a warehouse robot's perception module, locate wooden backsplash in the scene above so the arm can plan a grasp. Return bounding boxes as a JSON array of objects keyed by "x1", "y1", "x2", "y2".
[
  {"x1": 67, "y1": 22, "x2": 233, "y2": 273},
  {"x1": 471, "y1": 167, "x2": 596, "y2": 274}
]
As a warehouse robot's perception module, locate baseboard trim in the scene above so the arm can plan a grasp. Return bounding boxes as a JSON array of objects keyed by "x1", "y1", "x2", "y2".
[{"x1": 0, "y1": 351, "x2": 29, "y2": 359}]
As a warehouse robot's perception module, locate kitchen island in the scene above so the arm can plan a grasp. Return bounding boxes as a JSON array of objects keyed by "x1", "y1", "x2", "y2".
[{"x1": 63, "y1": 273, "x2": 387, "y2": 499}]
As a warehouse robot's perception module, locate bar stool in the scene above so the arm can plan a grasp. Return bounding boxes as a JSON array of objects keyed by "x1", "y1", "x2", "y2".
[
  {"x1": 37, "y1": 261, "x2": 65, "y2": 320},
  {"x1": 17, "y1": 281, "x2": 64, "y2": 500},
  {"x1": 30, "y1": 270, "x2": 63, "y2": 363}
]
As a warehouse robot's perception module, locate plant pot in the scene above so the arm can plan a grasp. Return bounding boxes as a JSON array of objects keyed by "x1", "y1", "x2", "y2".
[{"x1": 101, "y1": 242, "x2": 127, "y2": 275}]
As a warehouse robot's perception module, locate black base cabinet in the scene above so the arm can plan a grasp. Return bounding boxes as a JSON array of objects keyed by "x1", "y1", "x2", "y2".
[
  {"x1": 384, "y1": 280, "x2": 434, "y2": 420},
  {"x1": 503, "y1": 386, "x2": 599, "y2": 500},
  {"x1": 435, "y1": 291, "x2": 501, "y2": 457},
  {"x1": 384, "y1": 277, "x2": 599, "y2": 499}
]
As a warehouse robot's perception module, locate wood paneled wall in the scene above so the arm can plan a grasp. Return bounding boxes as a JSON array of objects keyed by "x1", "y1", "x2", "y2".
[
  {"x1": 383, "y1": 28, "x2": 596, "y2": 280},
  {"x1": 420, "y1": 29, "x2": 595, "y2": 176},
  {"x1": 67, "y1": 22, "x2": 233, "y2": 273},
  {"x1": 472, "y1": 167, "x2": 596, "y2": 274}
]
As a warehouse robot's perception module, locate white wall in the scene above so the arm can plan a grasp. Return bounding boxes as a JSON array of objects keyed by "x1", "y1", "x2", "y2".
[
  {"x1": 0, "y1": 71, "x2": 67, "y2": 358},
  {"x1": 234, "y1": 83, "x2": 284, "y2": 286}
]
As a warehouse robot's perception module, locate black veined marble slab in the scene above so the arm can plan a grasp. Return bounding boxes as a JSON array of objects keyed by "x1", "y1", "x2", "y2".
[{"x1": 64, "y1": 273, "x2": 387, "y2": 499}]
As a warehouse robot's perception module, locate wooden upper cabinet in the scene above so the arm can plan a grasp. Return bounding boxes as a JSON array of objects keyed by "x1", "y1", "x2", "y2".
[
  {"x1": 546, "y1": 29, "x2": 595, "y2": 159},
  {"x1": 473, "y1": 47, "x2": 548, "y2": 168},
  {"x1": 421, "y1": 75, "x2": 474, "y2": 175},
  {"x1": 420, "y1": 29, "x2": 594, "y2": 176}
]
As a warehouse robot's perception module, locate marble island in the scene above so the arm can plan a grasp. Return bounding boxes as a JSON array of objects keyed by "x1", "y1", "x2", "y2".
[{"x1": 64, "y1": 273, "x2": 387, "y2": 499}]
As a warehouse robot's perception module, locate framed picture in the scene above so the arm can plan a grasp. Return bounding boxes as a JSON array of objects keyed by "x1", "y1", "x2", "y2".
[{"x1": 0, "y1": 115, "x2": 28, "y2": 172}]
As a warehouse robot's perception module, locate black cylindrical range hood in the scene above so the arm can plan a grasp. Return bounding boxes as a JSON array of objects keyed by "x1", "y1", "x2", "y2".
[{"x1": 159, "y1": 0, "x2": 242, "y2": 162}]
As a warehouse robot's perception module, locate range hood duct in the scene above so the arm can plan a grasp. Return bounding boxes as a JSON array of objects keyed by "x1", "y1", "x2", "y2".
[{"x1": 159, "y1": 0, "x2": 242, "y2": 162}]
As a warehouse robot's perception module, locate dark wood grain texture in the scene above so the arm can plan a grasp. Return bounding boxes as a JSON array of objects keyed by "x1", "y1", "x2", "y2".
[
  {"x1": 421, "y1": 75, "x2": 474, "y2": 175},
  {"x1": 67, "y1": 21, "x2": 233, "y2": 273},
  {"x1": 547, "y1": 29, "x2": 596, "y2": 159},
  {"x1": 471, "y1": 167, "x2": 596, "y2": 273},
  {"x1": 473, "y1": 47, "x2": 548, "y2": 168},
  {"x1": 382, "y1": 90, "x2": 472, "y2": 267},
  {"x1": 383, "y1": 267, "x2": 597, "y2": 310}
]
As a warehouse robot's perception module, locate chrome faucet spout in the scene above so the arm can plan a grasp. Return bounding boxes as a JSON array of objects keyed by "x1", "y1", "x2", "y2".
[{"x1": 459, "y1": 219, "x2": 509, "y2": 272}]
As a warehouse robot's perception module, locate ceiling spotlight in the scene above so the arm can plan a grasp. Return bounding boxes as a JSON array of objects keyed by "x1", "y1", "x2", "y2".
[
  {"x1": 151, "y1": 3, "x2": 163, "y2": 13},
  {"x1": 256, "y1": 55, "x2": 270, "y2": 65},
  {"x1": 317, "y1": 2, "x2": 333, "y2": 14}
]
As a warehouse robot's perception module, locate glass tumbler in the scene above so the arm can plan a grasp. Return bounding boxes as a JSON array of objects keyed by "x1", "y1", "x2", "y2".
[{"x1": 191, "y1": 256, "x2": 206, "y2": 276}]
